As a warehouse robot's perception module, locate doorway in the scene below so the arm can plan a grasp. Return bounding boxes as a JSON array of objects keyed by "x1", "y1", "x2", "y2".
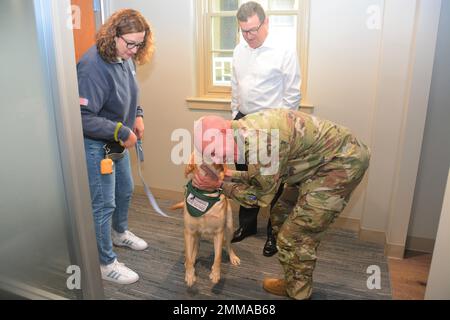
[{"x1": 71, "y1": 0, "x2": 106, "y2": 62}]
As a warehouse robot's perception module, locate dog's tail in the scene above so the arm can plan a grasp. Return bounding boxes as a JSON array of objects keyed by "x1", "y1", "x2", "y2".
[{"x1": 169, "y1": 201, "x2": 184, "y2": 210}]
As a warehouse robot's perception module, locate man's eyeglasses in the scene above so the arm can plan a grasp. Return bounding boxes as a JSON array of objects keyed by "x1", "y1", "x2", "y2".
[
  {"x1": 240, "y1": 21, "x2": 264, "y2": 36},
  {"x1": 119, "y1": 36, "x2": 145, "y2": 50}
]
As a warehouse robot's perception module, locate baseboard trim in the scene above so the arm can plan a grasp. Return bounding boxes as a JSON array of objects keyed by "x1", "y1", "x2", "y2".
[
  {"x1": 333, "y1": 217, "x2": 360, "y2": 232},
  {"x1": 385, "y1": 243, "x2": 406, "y2": 260},
  {"x1": 359, "y1": 227, "x2": 386, "y2": 245},
  {"x1": 406, "y1": 236, "x2": 435, "y2": 253}
]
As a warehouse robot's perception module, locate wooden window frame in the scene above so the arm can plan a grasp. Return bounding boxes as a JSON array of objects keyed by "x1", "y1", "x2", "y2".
[{"x1": 187, "y1": 0, "x2": 313, "y2": 112}]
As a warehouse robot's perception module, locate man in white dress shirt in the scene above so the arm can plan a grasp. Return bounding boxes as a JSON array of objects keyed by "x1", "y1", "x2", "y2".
[{"x1": 230, "y1": 1, "x2": 301, "y2": 257}]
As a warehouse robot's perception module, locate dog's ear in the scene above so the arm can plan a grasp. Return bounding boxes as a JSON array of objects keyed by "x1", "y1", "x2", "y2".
[
  {"x1": 185, "y1": 153, "x2": 197, "y2": 178},
  {"x1": 215, "y1": 164, "x2": 226, "y2": 180},
  {"x1": 219, "y1": 164, "x2": 229, "y2": 180}
]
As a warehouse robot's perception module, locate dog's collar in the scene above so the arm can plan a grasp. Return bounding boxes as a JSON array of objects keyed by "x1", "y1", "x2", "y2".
[{"x1": 184, "y1": 181, "x2": 222, "y2": 218}]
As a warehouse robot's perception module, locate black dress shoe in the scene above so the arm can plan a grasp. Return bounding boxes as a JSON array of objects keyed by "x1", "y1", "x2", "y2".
[
  {"x1": 263, "y1": 236, "x2": 278, "y2": 257},
  {"x1": 231, "y1": 226, "x2": 257, "y2": 243}
]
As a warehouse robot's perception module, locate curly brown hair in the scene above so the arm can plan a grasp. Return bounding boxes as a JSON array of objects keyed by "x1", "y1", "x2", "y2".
[{"x1": 96, "y1": 9, "x2": 154, "y2": 65}]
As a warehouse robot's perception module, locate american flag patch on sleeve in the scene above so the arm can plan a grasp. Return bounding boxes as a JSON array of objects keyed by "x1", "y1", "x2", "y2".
[{"x1": 79, "y1": 97, "x2": 89, "y2": 106}]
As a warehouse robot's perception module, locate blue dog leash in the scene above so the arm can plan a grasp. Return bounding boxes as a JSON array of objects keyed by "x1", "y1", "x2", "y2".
[{"x1": 135, "y1": 140, "x2": 170, "y2": 218}]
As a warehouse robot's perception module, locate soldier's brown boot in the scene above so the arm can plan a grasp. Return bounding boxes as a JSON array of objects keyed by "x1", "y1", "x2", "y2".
[{"x1": 263, "y1": 278, "x2": 289, "y2": 297}]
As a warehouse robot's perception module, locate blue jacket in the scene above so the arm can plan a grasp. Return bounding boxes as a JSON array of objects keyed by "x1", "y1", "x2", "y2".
[{"x1": 77, "y1": 46, "x2": 144, "y2": 142}]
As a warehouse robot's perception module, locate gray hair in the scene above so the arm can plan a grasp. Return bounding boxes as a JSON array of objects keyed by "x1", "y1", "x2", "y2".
[{"x1": 237, "y1": 1, "x2": 266, "y2": 23}]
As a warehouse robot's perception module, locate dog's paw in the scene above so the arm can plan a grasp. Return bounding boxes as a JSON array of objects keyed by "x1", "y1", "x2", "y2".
[
  {"x1": 209, "y1": 269, "x2": 221, "y2": 284},
  {"x1": 185, "y1": 271, "x2": 197, "y2": 287},
  {"x1": 230, "y1": 254, "x2": 241, "y2": 266}
]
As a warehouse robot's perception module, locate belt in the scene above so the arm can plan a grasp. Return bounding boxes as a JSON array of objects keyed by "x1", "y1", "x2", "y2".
[
  {"x1": 234, "y1": 112, "x2": 247, "y2": 121},
  {"x1": 103, "y1": 142, "x2": 126, "y2": 161}
]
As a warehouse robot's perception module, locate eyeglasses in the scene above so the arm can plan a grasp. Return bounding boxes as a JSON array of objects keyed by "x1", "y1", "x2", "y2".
[
  {"x1": 240, "y1": 21, "x2": 264, "y2": 36},
  {"x1": 119, "y1": 36, "x2": 145, "y2": 50}
]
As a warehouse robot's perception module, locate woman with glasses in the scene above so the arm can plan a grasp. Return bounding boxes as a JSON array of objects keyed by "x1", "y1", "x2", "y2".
[{"x1": 77, "y1": 9, "x2": 154, "y2": 285}]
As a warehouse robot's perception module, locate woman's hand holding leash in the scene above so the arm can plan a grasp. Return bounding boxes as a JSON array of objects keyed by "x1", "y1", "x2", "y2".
[
  {"x1": 122, "y1": 130, "x2": 138, "y2": 149},
  {"x1": 133, "y1": 116, "x2": 145, "y2": 140}
]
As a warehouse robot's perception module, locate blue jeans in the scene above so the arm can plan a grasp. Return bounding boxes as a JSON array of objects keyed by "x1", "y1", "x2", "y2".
[{"x1": 84, "y1": 138, "x2": 134, "y2": 265}]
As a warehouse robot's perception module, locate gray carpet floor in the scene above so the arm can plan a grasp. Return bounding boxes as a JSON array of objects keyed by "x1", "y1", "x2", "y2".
[{"x1": 104, "y1": 192, "x2": 392, "y2": 300}]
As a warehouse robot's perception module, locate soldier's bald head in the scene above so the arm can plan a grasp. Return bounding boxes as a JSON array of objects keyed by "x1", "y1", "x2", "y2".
[
  {"x1": 200, "y1": 115, "x2": 229, "y2": 132},
  {"x1": 193, "y1": 116, "x2": 234, "y2": 163}
]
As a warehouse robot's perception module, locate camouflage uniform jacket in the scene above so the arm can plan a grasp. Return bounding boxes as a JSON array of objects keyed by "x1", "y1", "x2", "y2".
[{"x1": 222, "y1": 109, "x2": 369, "y2": 208}]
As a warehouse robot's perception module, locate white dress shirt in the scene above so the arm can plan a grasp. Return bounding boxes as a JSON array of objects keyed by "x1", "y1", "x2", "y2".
[{"x1": 231, "y1": 33, "x2": 301, "y2": 119}]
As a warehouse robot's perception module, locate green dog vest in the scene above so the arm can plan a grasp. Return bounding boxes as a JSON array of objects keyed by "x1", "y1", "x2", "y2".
[{"x1": 185, "y1": 181, "x2": 222, "y2": 218}]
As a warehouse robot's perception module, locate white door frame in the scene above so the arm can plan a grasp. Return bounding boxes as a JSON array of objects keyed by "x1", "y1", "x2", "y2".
[
  {"x1": 425, "y1": 170, "x2": 450, "y2": 299},
  {"x1": 33, "y1": 0, "x2": 104, "y2": 300}
]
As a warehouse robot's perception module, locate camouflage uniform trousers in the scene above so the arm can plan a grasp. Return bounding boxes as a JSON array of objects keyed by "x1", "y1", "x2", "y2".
[{"x1": 270, "y1": 140, "x2": 370, "y2": 300}]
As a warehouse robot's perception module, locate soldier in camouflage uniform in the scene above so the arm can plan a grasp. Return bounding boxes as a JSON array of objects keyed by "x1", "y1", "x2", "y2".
[{"x1": 193, "y1": 109, "x2": 370, "y2": 300}]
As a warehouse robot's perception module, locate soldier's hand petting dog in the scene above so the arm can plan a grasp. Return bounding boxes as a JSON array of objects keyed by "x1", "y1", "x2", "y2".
[{"x1": 192, "y1": 165, "x2": 223, "y2": 191}]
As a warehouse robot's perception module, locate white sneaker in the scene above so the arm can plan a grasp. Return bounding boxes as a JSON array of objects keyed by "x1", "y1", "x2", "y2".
[
  {"x1": 112, "y1": 230, "x2": 148, "y2": 251},
  {"x1": 100, "y1": 259, "x2": 139, "y2": 285}
]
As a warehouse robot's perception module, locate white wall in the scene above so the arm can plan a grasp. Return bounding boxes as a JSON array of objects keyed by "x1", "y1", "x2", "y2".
[
  {"x1": 308, "y1": 1, "x2": 441, "y2": 245},
  {"x1": 425, "y1": 170, "x2": 450, "y2": 299},
  {"x1": 408, "y1": 0, "x2": 450, "y2": 245},
  {"x1": 308, "y1": 0, "x2": 383, "y2": 220},
  {"x1": 106, "y1": 0, "x2": 442, "y2": 256},
  {"x1": 360, "y1": 0, "x2": 421, "y2": 237},
  {"x1": 385, "y1": 0, "x2": 442, "y2": 252}
]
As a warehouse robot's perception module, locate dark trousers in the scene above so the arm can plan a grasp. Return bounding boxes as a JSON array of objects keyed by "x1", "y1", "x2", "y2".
[{"x1": 234, "y1": 112, "x2": 285, "y2": 238}]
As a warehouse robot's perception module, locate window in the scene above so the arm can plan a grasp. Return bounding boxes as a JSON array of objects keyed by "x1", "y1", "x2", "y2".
[
  {"x1": 188, "y1": 0, "x2": 311, "y2": 110},
  {"x1": 213, "y1": 56, "x2": 233, "y2": 86}
]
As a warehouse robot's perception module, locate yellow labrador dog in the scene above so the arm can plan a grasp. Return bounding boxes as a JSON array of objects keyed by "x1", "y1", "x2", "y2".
[{"x1": 171, "y1": 154, "x2": 240, "y2": 287}]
